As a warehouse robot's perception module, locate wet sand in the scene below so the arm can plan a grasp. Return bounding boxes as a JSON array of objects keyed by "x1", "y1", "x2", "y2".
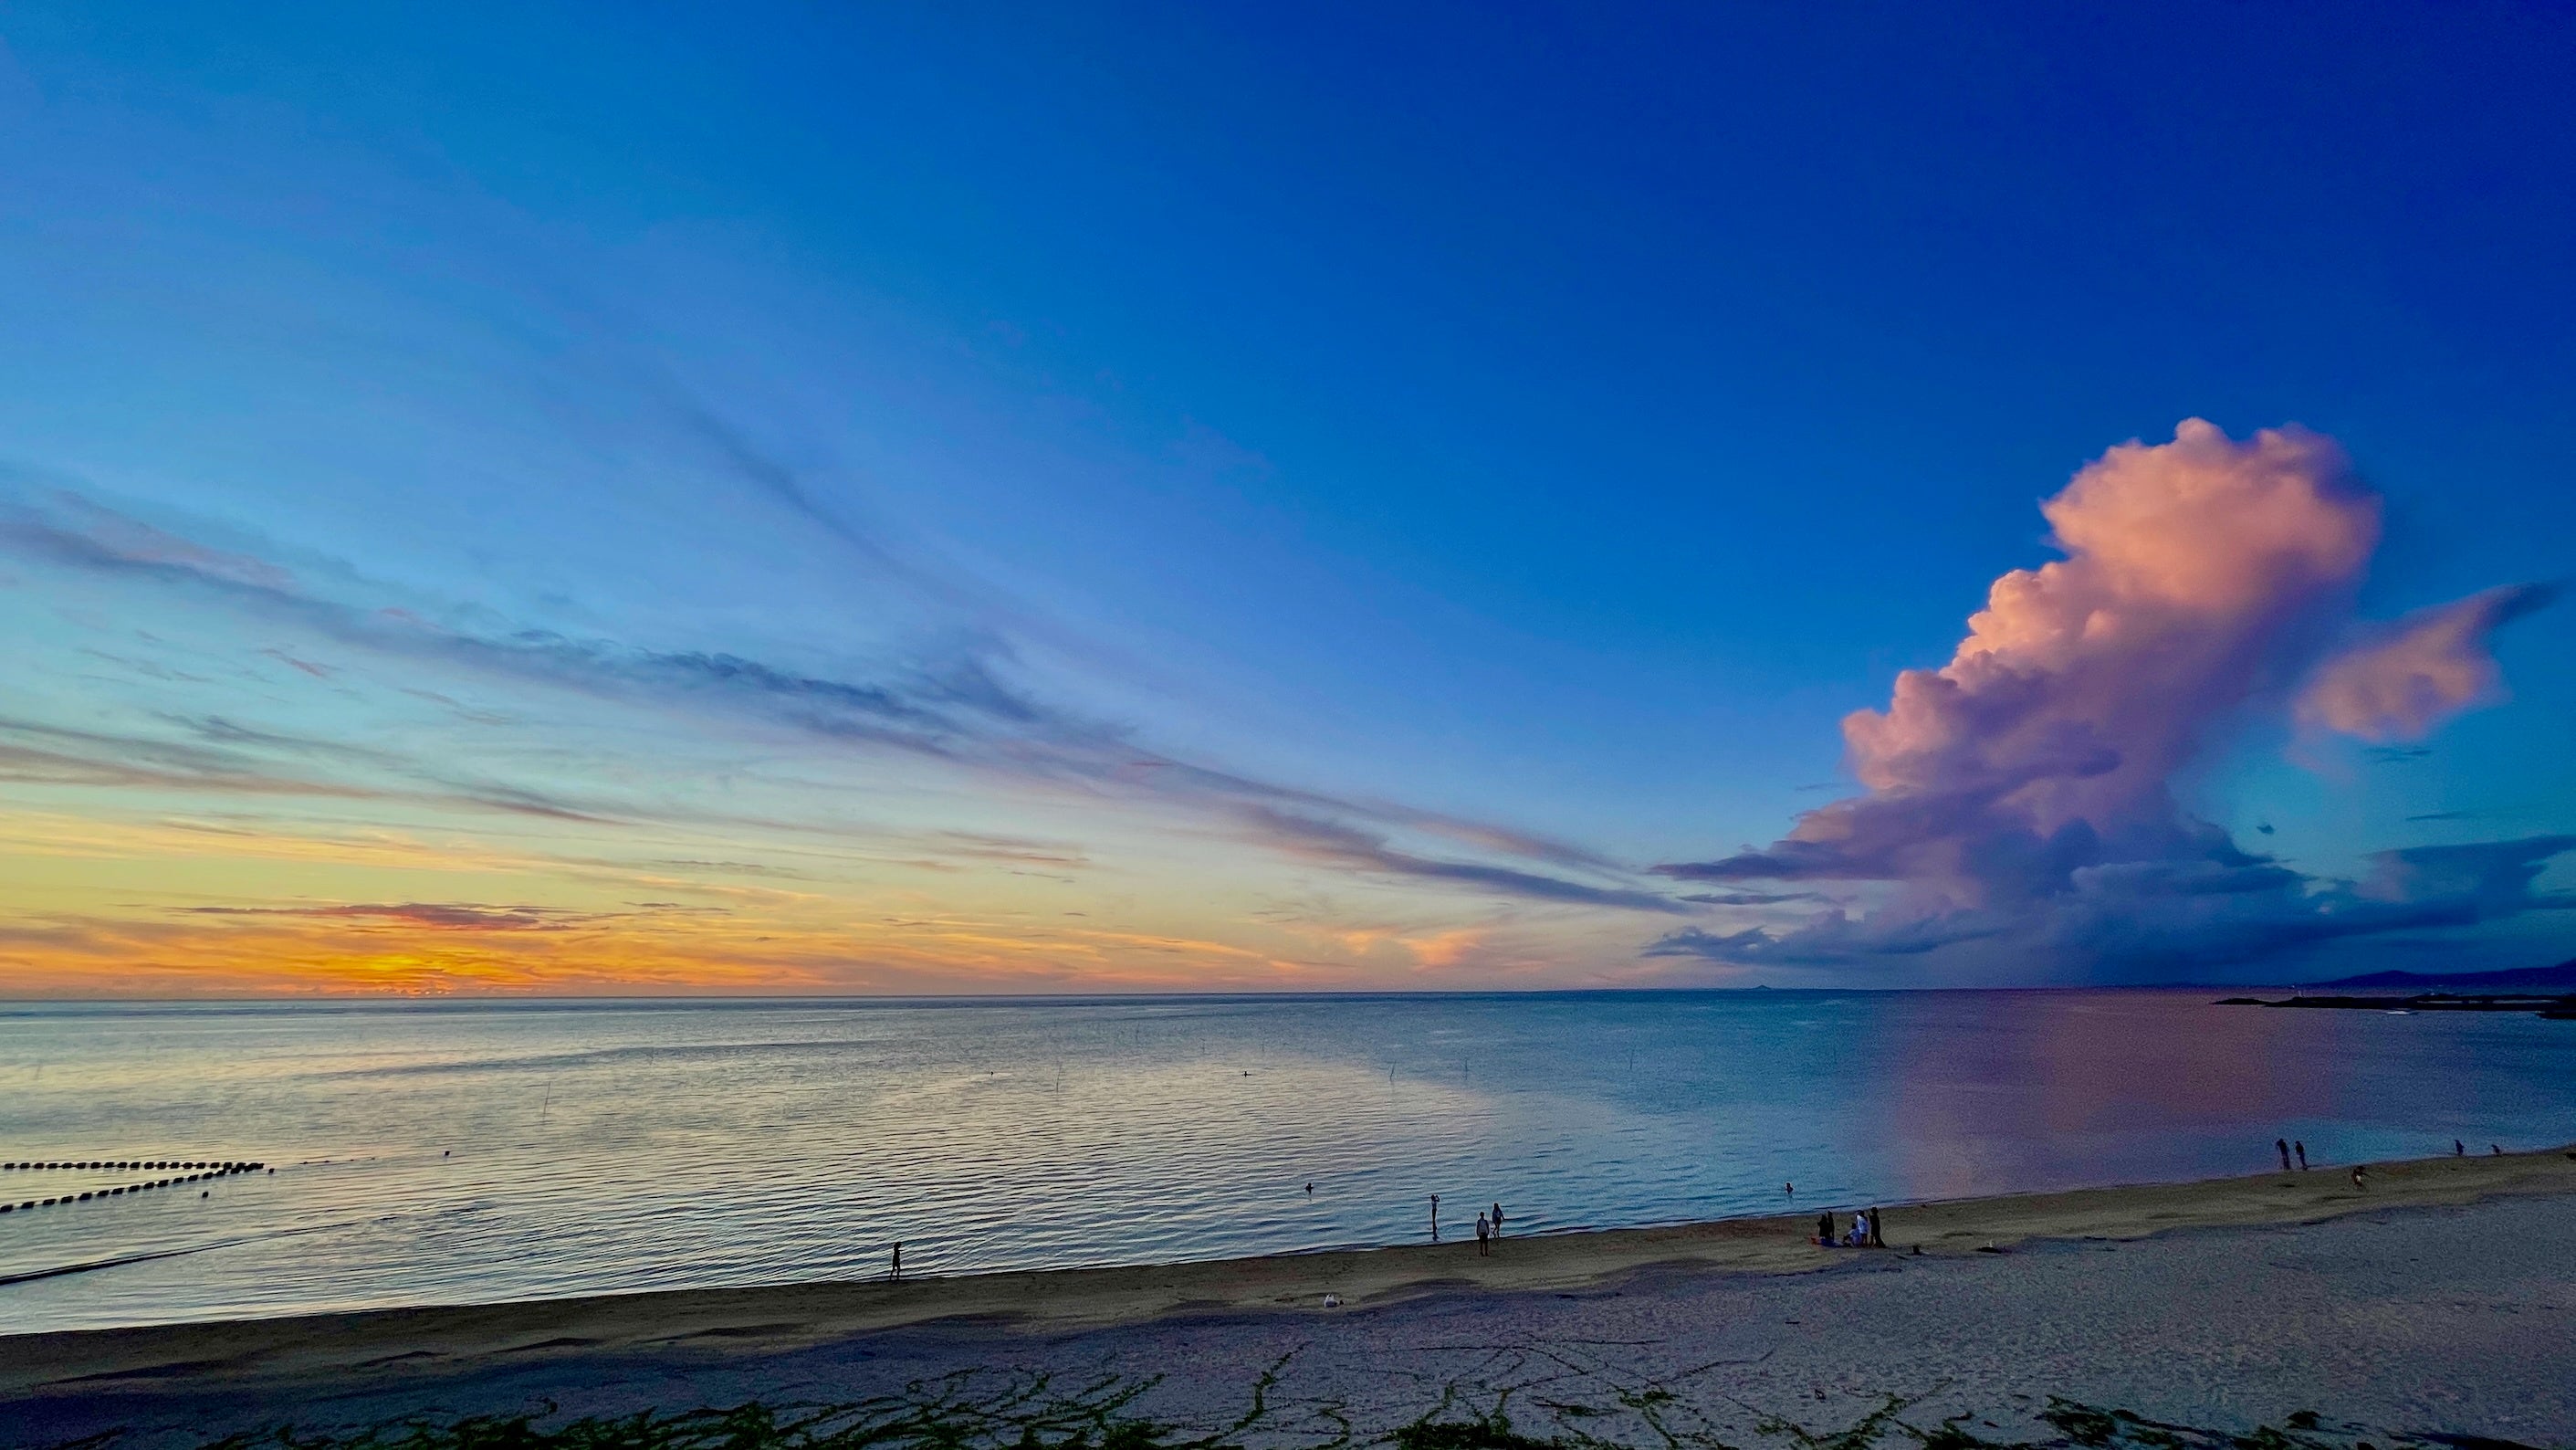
[{"x1": 6, "y1": 1146, "x2": 2575, "y2": 1445}]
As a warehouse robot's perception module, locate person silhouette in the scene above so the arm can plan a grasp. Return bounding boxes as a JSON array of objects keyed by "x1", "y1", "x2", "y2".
[
  {"x1": 1491, "y1": 1202, "x2": 1505, "y2": 1243},
  {"x1": 2276, "y1": 1138, "x2": 2291, "y2": 1171},
  {"x1": 1475, "y1": 1212, "x2": 1492, "y2": 1256},
  {"x1": 891, "y1": 1242, "x2": 903, "y2": 1282},
  {"x1": 2456, "y1": 1140, "x2": 2466, "y2": 1157},
  {"x1": 2294, "y1": 1140, "x2": 2308, "y2": 1170},
  {"x1": 1429, "y1": 1193, "x2": 1440, "y2": 1242}
]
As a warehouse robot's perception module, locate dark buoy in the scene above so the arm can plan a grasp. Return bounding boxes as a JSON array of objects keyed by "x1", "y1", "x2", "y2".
[{"x1": 201, "y1": 1191, "x2": 209, "y2": 1198}]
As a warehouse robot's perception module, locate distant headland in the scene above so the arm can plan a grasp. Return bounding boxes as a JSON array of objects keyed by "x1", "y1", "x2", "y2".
[{"x1": 2222, "y1": 956, "x2": 2576, "y2": 1018}]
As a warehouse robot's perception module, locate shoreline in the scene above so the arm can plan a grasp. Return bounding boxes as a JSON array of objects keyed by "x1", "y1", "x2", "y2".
[{"x1": 7, "y1": 1144, "x2": 2575, "y2": 1398}]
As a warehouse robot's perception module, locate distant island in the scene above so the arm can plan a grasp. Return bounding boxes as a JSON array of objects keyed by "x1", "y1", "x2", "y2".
[
  {"x1": 2304, "y1": 958, "x2": 2576, "y2": 992},
  {"x1": 2219, "y1": 956, "x2": 2576, "y2": 1019}
]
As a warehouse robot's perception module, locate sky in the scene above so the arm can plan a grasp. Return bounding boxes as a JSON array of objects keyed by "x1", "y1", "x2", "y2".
[{"x1": 1, "y1": 1, "x2": 2571, "y2": 996}]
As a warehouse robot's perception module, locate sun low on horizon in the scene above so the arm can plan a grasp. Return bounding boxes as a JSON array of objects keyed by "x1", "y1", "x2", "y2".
[{"x1": 2, "y1": 4, "x2": 2572, "y2": 1000}]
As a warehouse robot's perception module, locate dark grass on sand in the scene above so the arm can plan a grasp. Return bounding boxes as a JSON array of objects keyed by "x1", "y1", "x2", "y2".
[{"x1": 33, "y1": 1363, "x2": 2548, "y2": 1450}]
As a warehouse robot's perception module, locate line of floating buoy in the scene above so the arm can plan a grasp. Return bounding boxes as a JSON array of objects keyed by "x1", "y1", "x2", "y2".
[
  {"x1": 1, "y1": 1160, "x2": 268, "y2": 1213},
  {"x1": 1, "y1": 1160, "x2": 263, "y2": 1171}
]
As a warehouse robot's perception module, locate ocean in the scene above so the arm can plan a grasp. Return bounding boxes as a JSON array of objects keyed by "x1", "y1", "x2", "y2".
[{"x1": 5, "y1": 990, "x2": 2575, "y2": 1334}]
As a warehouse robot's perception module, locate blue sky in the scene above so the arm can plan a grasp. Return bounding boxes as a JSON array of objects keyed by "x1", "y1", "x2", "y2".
[{"x1": 1, "y1": 1, "x2": 2570, "y2": 993}]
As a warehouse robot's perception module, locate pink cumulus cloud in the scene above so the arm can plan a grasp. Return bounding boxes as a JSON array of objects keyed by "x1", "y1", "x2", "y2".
[
  {"x1": 1653, "y1": 420, "x2": 2565, "y2": 981},
  {"x1": 1835, "y1": 419, "x2": 2373, "y2": 887},
  {"x1": 2296, "y1": 583, "x2": 2558, "y2": 742}
]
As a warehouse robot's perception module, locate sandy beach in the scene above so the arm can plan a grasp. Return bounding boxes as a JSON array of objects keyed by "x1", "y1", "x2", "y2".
[{"x1": 7, "y1": 1146, "x2": 2576, "y2": 1447}]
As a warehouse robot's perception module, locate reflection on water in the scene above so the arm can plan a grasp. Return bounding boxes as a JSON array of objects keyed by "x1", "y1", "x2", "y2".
[{"x1": 3, "y1": 991, "x2": 2573, "y2": 1333}]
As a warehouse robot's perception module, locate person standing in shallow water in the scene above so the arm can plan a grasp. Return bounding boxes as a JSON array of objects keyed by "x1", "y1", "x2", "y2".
[
  {"x1": 2295, "y1": 1140, "x2": 2308, "y2": 1170},
  {"x1": 1491, "y1": 1202, "x2": 1505, "y2": 1243},
  {"x1": 1429, "y1": 1193, "x2": 1440, "y2": 1242},
  {"x1": 2277, "y1": 1138, "x2": 2292, "y2": 1172}
]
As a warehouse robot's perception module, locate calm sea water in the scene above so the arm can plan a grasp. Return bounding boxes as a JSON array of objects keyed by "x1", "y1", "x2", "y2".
[{"x1": 5, "y1": 990, "x2": 2576, "y2": 1334}]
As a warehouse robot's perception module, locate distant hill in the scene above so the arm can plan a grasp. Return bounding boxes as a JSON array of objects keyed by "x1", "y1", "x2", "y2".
[{"x1": 2308, "y1": 958, "x2": 2576, "y2": 991}]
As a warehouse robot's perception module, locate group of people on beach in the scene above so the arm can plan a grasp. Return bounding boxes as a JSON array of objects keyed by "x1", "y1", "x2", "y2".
[
  {"x1": 1430, "y1": 1193, "x2": 1509, "y2": 1254},
  {"x1": 1812, "y1": 1206, "x2": 1883, "y2": 1248}
]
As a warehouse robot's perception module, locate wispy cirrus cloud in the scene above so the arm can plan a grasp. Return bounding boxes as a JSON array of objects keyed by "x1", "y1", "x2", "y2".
[
  {"x1": 0, "y1": 714, "x2": 613, "y2": 823},
  {"x1": 1239, "y1": 806, "x2": 1688, "y2": 914},
  {"x1": 176, "y1": 901, "x2": 607, "y2": 930},
  {"x1": 0, "y1": 468, "x2": 1680, "y2": 916}
]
